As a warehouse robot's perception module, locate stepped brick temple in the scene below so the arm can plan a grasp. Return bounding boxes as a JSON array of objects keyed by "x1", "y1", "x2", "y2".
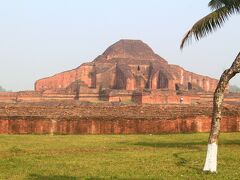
[
  {"x1": 34, "y1": 40, "x2": 218, "y2": 104},
  {"x1": 0, "y1": 39, "x2": 239, "y2": 135}
]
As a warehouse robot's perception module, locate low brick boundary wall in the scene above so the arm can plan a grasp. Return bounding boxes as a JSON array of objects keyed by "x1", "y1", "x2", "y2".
[{"x1": 0, "y1": 116, "x2": 239, "y2": 134}]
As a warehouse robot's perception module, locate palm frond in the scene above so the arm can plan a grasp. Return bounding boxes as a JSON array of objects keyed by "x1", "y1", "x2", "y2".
[
  {"x1": 180, "y1": 3, "x2": 240, "y2": 49},
  {"x1": 209, "y1": 0, "x2": 240, "y2": 10},
  {"x1": 224, "y1": 0, "x2": 240, "y2": 7},
  {"x1": 209, "y1": 0, "x2": 225, "y2": 10}
]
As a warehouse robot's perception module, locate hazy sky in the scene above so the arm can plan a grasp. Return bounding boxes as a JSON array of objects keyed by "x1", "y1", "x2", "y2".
[{"x1": 0, "y1": 0, "x2": 239, "y2": 91}]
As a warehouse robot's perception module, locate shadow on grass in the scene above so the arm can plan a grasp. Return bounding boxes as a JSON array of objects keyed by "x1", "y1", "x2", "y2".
[
  {"x1": 220, "y1": 139, "x2": 240, "y2": 145},
  {"x1": 131, "y1": 141, "x2": 206, "y2": 150},
  {"x1": 27, "y1": 174, "x2": 108, "y2": 180},
  {"x1": 173, "y1": 152, "x2": 188, "y2": 166},
  {"x1": 27, "y1": 174, "x2": 78, "y2": 180},
  {"x1": 120, "y1": 139, "x2": 240, "y2": 149}
]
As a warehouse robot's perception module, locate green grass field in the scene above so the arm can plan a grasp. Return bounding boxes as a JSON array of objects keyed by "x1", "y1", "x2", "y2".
[{"x1": 0, "y1": 133, "x2": 240, "y2": 179}]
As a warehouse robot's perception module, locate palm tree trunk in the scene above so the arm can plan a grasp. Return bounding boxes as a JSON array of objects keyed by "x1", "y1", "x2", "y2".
[{"x1": 203, "y1": 52, "x2": 240, "y2": 172}]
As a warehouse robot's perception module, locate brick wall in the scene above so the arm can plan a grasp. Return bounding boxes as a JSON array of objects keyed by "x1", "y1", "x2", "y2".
[{"x1": 0, "y1": 116, "x2": 239, "y2": 134}]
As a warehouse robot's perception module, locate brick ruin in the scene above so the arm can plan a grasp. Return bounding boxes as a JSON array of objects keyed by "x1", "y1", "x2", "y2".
[
  {"x1": 0, "y1": 39, "x2": 239, "y2": 134},
  {"x1": 34, "y1": 40, "x2": 219, "y2": 104},
  {"x1": 0, "y1": 102, "x2": 240, "y2": 134}
]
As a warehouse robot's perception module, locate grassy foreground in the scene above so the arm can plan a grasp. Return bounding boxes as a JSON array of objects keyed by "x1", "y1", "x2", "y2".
[{"x1": 0, "y1": 133, "x2": 240, "y2": 179}]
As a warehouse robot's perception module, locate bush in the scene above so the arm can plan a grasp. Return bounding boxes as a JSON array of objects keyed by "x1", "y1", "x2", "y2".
[{"x1": 0, "y1": 86, "x2": 6, "y2": 92}]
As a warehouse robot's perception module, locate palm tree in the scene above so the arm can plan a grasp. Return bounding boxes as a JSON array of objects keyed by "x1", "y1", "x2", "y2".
[{"x1": 181, "y1": 0, "x2": 240, "y2": 173}]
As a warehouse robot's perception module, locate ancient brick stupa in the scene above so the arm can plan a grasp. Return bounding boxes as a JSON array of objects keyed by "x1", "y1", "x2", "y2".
[{"x1": 35, "y1": 40, "x2": 218, "y2": 103}]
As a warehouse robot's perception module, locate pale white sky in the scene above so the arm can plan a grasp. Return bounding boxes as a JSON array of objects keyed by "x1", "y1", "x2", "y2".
[{"x1": 0, "y1": 0, "x2": 239, "y2": 91}]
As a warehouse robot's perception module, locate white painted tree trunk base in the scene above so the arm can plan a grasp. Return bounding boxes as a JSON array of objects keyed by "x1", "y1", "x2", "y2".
[{"x1": 203, "y1": 143, "x2": 218, "y2": 172}]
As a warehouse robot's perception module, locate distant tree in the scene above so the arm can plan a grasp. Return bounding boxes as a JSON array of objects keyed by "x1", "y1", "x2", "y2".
[
  {"x1": 229, "y1": 85, "x2": 240, "y2": 93},
  {"x1": 0, "y1": 86, "x2": 6, "y2": 92},
  {"x1": 181, "y1": 0, "x2": 240, "y2": 173}
]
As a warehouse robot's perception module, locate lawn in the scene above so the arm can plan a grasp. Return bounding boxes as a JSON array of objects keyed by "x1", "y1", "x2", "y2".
[{"x1": 0, "y1": 133, "x2": 240, "y2": 179}]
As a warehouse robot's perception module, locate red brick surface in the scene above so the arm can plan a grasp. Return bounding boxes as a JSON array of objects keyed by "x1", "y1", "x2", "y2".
[
  {"x1": 34, "y1": 40, "x2": 219, "y2": 104},
  {"x1": 0, "y1": 116, "x2": 239, "y2": 134},
  {"x1": 0, "y1": 102, "x2": 239, "y2": 134}
]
